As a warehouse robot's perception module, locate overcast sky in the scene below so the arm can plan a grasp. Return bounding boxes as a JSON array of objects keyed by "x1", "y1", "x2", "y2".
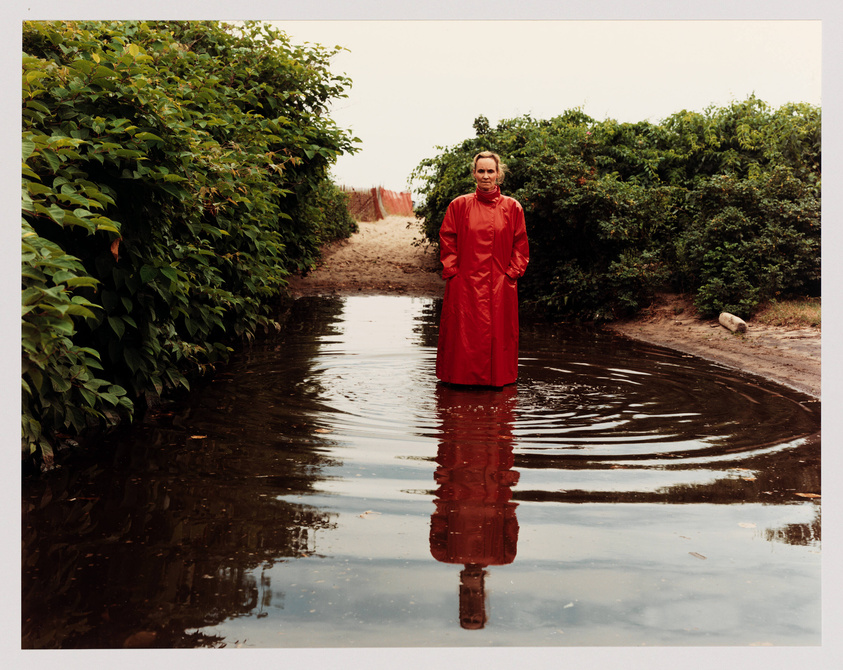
[{"x1": 272, "y1": 20, "x2": 821, "y2": 196}]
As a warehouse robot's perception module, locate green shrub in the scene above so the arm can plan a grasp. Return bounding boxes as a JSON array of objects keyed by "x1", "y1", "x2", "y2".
[
  {"x1": 412, "y1": 97, "x2": 820, "y2": 322},
  {"x1": 412, "y1": 113, "x2": 679, "y2": 319},
  {"x1": 675, "y1": 170, "x2": 820, "y2": 317},
  {"x1": 22, "y1": 20, "x2": 357, "y2": 460},
  {"x1": 22, "y1": 222, "x2": 132, "y2": 461}
]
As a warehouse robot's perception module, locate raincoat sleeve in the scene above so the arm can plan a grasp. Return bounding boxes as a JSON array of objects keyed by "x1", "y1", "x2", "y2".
[
  {"x1": 505, "y1": 203, "x2": 529, "y2": 279},
  {"x1": 440, "y1": 201, "x2": 460, "y2": 280}
]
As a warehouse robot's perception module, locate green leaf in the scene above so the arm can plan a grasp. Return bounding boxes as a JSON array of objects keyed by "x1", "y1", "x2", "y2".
[
  {"x1": 40, "y1": 149, "x2": 62, "y2": 172},
  {"x1": 22, "y1": 139, "x2": 37, "y2": 161},
  {"x1": 139, "y1": 264, "x2": 156, "y2": 283},
  {"x1": 159, "y1": 182, "x2": 187, "y2": 198},
  {"x1": 107, "y1": 315, "x2": 125, "y2": 339},
  {"x1": 51, "y1": 270, "x2": 75, "y2": 284},
  {"x1": 25, "y1": 181, "x2": 52, "y2": 196},
  {"x1": 160, "y1": 267, "x2": 178, "y2": 282},
  {"x1": 22, "y1": 286, "x2": 44, "y2": 306},
  {"x1": 94, "y1": 222, "x2": 121, "y2": 234},
  {"x1": 50, "y1": 319, "x2": 76, "y2": 336},
  {"x1": 65, "y1": 304, "x2": 98, "y2": 319},
  {"x1": 134, "y1": 132, "x2": 164, "y2": 142},
  {"x1": 79, "y1": 387, "x2": 97, "y2": 407},
  {"x1": 50, "y1": 375, "x2": 72, "y2": 393},
  {"x1": 65, "y1": 276, "x2": 100, "y2": 288},
  {"x1": 47, "y1": 204, "x2": 66, "y2": 225},
  {"x1": 26, "y1": 368, "x2": 44, "y2": 393},
  {"x1": 123, "y1": 347, "x2": 143, "y2": 373}
]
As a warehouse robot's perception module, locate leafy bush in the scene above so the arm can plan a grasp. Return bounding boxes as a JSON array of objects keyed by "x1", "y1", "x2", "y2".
[
  {"x1": 22, "y1": 222, "x2": 132, "y2": 458},
  {"x1": 22, "y1": 20, "x2": 358, "y2": 460},
  {"x1": 412, "y1": 112, "x2": 677, "y2": 318},
  {"x1": 675, "y1": 170, "x2": 820, "y2": 317},
  {"x1": 412, "y1": 97, "x2": 820, "y2": 321}
]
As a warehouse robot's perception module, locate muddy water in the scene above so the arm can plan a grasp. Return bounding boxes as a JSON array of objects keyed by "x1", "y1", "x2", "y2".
[{"x1": 22, "y1": 296, "x2": 821, "y2": 648}]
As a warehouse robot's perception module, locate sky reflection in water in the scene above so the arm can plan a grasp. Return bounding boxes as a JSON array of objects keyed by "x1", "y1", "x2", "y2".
[{"x1": 22, "y1": 295, "x2": 820, "y2": 648}]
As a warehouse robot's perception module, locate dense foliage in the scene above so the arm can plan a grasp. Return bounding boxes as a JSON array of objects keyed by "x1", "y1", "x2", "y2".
[
  {"x1": 411, "y1": 98, "x2": 820, "y2": 321},
  {"x1": 22, "y1": 20, "x2": 358, "y2": 460}
]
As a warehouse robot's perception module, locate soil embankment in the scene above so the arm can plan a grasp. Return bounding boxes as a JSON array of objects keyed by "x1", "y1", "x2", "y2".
[
  {"x1": 287, "y1": 216, "x2": 821, "y2": 399},
  {"x1": 606, "y1": 294, "x2": 820, "y2": 399}
]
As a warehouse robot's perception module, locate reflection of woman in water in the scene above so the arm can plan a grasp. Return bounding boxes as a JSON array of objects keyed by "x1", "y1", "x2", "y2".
[
  {"x1": 436, "y1": 151, "x2": 530, "y2": 387},
  {"x1": 429, "y1": 384, "x2": 520, "y2": 629}
]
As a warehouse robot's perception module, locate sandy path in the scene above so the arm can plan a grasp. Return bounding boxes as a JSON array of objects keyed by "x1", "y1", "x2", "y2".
[
  {"x1": 287, "y1": 216, "x2": 820, "y2": 399},
  {"x1": 286, "y1": 215, "x2": 444, "y2": 297}
]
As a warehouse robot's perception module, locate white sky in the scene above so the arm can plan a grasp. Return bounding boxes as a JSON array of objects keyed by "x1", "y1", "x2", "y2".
[{"x1": 272, "y1": 20, "x2": 822, "y2": 196}]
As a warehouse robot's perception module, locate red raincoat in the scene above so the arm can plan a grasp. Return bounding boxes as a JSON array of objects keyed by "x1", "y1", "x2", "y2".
[
  {"x1": 436, "y1": 186, "x2": 529, "y2": 386},
  {"x1": 429, "y1": 384, "x2": 520, "y2": 629},
  {"x1": 429, "y1": 384, "x2": 520, "y2": 569}
]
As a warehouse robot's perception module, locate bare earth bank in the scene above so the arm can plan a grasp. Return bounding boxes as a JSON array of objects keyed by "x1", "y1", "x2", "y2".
[
  {"x1": 606, "y1": 294, "x2": 820, "y2": 400},
  {"x1": 287, "y1": 216, "x2": 820, "y2": 399}
]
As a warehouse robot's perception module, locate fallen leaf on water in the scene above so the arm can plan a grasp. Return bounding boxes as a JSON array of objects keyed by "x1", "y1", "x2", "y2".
[
  {"x1": 738, "y1": 522, "x2": 756, "y2": 528},
  {"x1": 795, "y1": 492, "x2": 821, "y2": 498},
  {"x1": 190, "y1": 435, "x2": 207, "y2": 439},
  {"x1": 689, "y1": 552, "x2": 707, "y2": 560}
]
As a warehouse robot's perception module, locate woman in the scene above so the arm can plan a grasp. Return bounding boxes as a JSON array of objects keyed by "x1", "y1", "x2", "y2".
[{"x1": 436, "y1": 151, "x2": 530, "y2": 387}]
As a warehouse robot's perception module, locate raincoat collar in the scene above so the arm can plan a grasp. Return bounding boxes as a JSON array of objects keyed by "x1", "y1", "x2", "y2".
[{"x1": 475, "y1": 185, "x2": 501, "y2": 203}]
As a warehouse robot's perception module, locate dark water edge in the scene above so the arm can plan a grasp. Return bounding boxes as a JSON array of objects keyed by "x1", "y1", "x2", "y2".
[{"x1": 22, "y1": 295, "x2": 820, "y2": 649}]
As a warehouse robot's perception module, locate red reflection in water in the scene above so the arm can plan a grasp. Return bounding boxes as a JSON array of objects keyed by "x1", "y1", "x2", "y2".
[{"x1": 429, "y1": 383, "x2": 520, "y2": 629}]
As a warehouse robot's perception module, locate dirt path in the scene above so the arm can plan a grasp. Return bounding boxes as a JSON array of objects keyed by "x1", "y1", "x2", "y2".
[
  {"x1": 287, "y1": 215, "x2": 444, "y2": 297},
  {"x1": 287, "y1": 216, "x2": 821, "y2": 399}
]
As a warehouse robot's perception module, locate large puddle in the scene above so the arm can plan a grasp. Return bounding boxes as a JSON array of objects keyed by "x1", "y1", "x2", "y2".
[{"x1": 22, "y1": 295, "x2": 821, "y2": 648}]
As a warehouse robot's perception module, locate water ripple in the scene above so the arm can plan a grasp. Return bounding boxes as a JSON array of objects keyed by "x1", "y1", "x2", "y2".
[{"x1": 294, "y1": 303, "x2": 819, "y2": 469}]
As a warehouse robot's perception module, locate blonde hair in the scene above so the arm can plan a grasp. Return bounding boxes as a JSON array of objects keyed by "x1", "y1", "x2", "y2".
[{"x1": 472, "y1": 151, "x2": 507, "y2": 184}]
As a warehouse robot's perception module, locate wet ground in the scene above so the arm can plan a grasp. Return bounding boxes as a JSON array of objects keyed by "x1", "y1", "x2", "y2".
[{"x1": 21, "y1": 295, "x2": 821, "y2": 648}]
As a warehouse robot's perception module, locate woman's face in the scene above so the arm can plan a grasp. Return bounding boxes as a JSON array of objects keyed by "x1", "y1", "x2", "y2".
[{"x1": 473, "y1": 157, "x2": 499, "y2": 191}]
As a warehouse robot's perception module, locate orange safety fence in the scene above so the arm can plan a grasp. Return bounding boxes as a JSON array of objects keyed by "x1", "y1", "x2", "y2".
[
  {"x1": 379, "y1": 188, "x2": 414, "y2": 217},
  {"x1": 343, "y1": 186, "x2": 414, "y2": 221}
]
